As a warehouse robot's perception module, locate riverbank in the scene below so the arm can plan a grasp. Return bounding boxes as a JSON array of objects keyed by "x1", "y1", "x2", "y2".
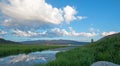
[
  {"x1": 37, "y1": 33, "x2": 120, "y2": 66},
  {"x1": 0, "y1": 46, "x2": 76, "y2": 66},
  {"x1": 37, "y1": 44, "x2": 120, "y2": 66},
  {"x1": 0, "y1": 44, "x2": 64, "y2": 58}
]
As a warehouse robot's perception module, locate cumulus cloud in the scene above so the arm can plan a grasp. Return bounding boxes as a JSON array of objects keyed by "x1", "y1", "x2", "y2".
[
  {"x1": 70, "y1": 32, "x2": 97, "y2": 37},
  {"x1": 13, "y1": 27, "x2": 97, "y2": 38},
  {"x1": 101, "y1": 31, "x2": 118, "y2": 36},
  {"x1": 43, "y1": 27, "x2": 97, "y2": 37},
  {"x1": 63, "y1": 6, "x2": 77, "y2": 23},
  {"x1": 12, "y1": 28, "x2": 69, "y2": 37},
  {"x1": 50, "y1": 28, "x2": 69, "y2": 36},
  {"x1": 3, "y1": 19, "x2": 12, "y2": 26},
  {"x1": 0, "y1": 0, "x2": 63, "y2": 25},
  {"x1": 68, "y1": 27, "x2": 97, "y2": 37},
  {"x1": 0, "y1": 0, "x2": 87, "y2": 28},
  {"x1": 0, "y1": 30, "x2": 7, "y2": 35},
  {"x1": 13, "y1": 28, "x2": 118, "y2": 38},
  {"x1": 63, "y1": 6, "x2": 87, "y2": 23},
  {"x1": 13, "y1": 29, "x2": 39, "y2": 37}
]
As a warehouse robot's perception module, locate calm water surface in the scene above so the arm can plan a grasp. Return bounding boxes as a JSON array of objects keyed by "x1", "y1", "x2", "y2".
[{"x1": 0, "y1": 46, "x2": 75, "y2": 66}]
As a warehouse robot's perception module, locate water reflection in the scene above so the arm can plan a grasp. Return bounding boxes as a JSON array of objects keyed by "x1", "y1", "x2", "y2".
[
  {"x1": 0, "y1": 46, "x2": 75, "y2": 66},
  {"x1": 0, "y1": 51, "x2": 59, "y2": 66}
]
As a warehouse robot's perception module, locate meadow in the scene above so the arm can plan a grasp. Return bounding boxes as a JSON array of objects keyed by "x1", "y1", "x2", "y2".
[
  {"x1": 0, "y1": 44, "x2": 63, "y2": 58},
  {"x1": 37, "y1": 33, "x2": 120, "y2": 66}
]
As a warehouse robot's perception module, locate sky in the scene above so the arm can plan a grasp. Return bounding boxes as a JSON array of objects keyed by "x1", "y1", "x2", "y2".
[{"x1": 0, "y1": 0, "x2": 120, "y2": 42}]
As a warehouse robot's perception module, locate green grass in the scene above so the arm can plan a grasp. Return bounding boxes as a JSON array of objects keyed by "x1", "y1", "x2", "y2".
[
  {"x1": 0, "y1": 44, "x2": 63, "y2": 58},
  {"x1": 37, "y1": 33, "x2": 120, "y2": 66}
]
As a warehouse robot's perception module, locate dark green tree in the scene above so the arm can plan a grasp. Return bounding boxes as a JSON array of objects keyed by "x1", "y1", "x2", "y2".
[{"x1": 91, "y1": 39, "x2": 94, "y2": 43}]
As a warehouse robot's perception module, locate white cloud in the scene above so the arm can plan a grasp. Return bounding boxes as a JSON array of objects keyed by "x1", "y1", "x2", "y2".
[
  {"x1": 78, "y1": 32, "x2": 97, "y2": 37},
  {"x1": 68, "y1": 27, "x2": 97, "y2": 37},
  {"x1": 12, "y1": 28, "x2": 118, "y2": 38},
  {"x1": 3, "y1": 19, "x2": 12, "y2": 26},
  {"x1": 63, "y1": 6, "x2": 77, "y2": 23},
  {"x1": 0, "y1": 0, "x2": 63, "y2": 25},
  {"x1": 63, "y1": 6, "x2": 87, "y2": 23},
  {"x1": 50, "y1": 27, "x2": 97, "y2": 37},
  {"x1": 101, "y1": 31, "x2": 118, "y2": 36},
  {"x1": 51, "y1": 28, "x2": 69, "y2": 36},
  {"x1": 43, "y1": 27, "x2": 97, "y2": 37},
  {"x1": 13, "y1": 29, "x2": 39, "y2": 37},
  {"x1": 0, "y1": 30, "x2": 7, "y2": 35},
  {"x1": 12, "y1": 27, "x2": 97, "y2": 38},
  {"x1": 0, "y1": 0, "x2": 87, "y2": 28},
  {"x1": 77, "y1": 16, "x2": 87, "y2": 20}
]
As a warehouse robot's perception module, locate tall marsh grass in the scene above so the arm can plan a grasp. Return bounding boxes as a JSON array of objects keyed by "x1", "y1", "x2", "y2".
[{"x1": 37, "y1": 33, "x2": 120, "y2": 66}]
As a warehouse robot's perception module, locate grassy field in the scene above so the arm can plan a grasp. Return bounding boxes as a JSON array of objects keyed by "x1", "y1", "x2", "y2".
[
  {"x1": 0, "y1": 44, "x2": 63, "y2": 58},
  {"x1": 37, "y1": 33, "x2": 120, "y2": 66}
]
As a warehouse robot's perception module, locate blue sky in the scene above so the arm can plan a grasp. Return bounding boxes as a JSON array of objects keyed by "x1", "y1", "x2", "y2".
[{"x1": 0, "y1": 0, "x2": 120, "y2": 42}]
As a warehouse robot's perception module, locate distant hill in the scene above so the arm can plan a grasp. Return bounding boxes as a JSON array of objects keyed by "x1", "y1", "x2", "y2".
[
  {"x1": 0, "y1": 38, "x2": 18, "y2": 44},
  {"x1": 98, "y1": 33, "x2": 120, "y2": 43},
  {"x1": 92, "y1": 33, "x2": 120, "y2": 47},
  {"x1": 21, "y1": 40, "x2": 89, "y2": 45}
]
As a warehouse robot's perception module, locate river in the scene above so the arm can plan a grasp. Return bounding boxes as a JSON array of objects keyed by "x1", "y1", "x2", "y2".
[{"x1": 0, "y1": 46, "x2": 76, "y2": 66}]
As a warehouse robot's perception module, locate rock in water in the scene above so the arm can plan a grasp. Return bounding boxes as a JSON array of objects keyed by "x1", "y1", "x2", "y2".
[{"x1": 91, "y1": 61, "x2": 120, "y2": 66}]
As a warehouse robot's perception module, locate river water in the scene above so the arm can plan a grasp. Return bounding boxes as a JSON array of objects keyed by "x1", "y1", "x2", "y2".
[{"x1": 0, "y1": 46, "x2": 75, "y2": 66}]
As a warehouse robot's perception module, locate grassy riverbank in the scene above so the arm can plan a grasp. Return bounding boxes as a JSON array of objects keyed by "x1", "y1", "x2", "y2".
[
  {"x1": 37, "y1": 33, "x2": 120, "y2": 66},
  {"x1": 0, "y1": 44, "x2": 63, "y2": 58}
]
